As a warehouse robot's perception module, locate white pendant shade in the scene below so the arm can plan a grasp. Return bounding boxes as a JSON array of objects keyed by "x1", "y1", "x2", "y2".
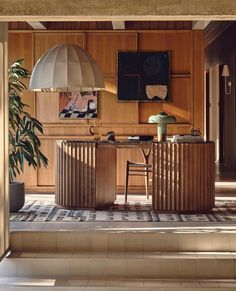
[{"x1": 29, "y1": 44, "x2": 105, "y2": 92}]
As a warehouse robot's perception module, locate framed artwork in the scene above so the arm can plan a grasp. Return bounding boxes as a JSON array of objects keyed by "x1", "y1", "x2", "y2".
[
  {"x1": 117, "y1": 51, "x2": 170, "y2": 102},
  {"x1": 59, "y1": 91, "x2": 98, "y2": 119}
]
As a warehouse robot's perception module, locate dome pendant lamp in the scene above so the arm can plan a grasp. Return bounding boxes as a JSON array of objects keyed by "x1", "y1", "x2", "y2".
[{"x1": 29, "y1": 44, "x2": 105, "y2": 92}]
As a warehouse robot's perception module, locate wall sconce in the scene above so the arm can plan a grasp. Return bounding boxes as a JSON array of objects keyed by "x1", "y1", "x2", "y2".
[{"x1": 222, "y1": 64, "x2": 232, "y2": 95}]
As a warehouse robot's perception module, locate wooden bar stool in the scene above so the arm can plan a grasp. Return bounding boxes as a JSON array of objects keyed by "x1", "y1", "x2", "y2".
[{"x1": 125, "y1": 148, "x2": 152, "y2": 203}]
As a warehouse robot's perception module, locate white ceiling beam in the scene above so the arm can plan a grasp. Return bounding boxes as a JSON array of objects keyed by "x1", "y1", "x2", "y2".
[
  {"x1": 27, "y1": 21, "x2": 47, "y2": 29},
  {"x1": 112, "y1": 21, "x2": 125, "y2": 29},
  {"x1": 192, "y1": 21, "x2": 211, "y2": 30}
]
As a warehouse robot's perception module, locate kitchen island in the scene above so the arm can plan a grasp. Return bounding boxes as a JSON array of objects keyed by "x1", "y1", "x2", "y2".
[{"x1": 56, "y1": 140, "x2": 215, "y2": 212}]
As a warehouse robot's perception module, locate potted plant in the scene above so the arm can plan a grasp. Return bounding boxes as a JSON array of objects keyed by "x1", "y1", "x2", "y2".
[{"x1": 9, "y1": 59, "x2": 48, "y2": 212}]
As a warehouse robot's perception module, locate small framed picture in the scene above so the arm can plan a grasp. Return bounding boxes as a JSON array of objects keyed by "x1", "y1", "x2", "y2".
[{"x1": 59, "y1": 91, "x2": 98, "y2": 119}]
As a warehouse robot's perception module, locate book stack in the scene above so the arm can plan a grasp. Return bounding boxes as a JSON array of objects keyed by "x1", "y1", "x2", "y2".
[
  {"x1": 128, "y1": 135, "x2": 154, "y2": 141},
  {"x1": 171, "y1": 135, "x2": 203, "y2": 143}
]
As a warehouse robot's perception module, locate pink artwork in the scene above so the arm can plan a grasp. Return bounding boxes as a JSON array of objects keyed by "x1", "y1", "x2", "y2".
[{"x1": 59, "y1": 91, "x2": 97, "y2": 119}]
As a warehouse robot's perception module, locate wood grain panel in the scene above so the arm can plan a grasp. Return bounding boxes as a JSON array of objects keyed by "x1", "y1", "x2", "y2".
[
  {"x1": 9, "y1": 22, "x2": 32, "y2": 30},
  {"x1": 39, "y1": 124, "x2": 192, "y2": 139},
  {"x1": 34, "y1": 33, "x2": 66, "y2": 60},
  {"x1": 9, "y1": 21, "x2": 192, "y2": 31},
  {"x1": 138, "y1": 31, "x2": 193, "y2": 74},
  {"x1": 152, "y1": 142, "x2": 215, "y2": 212},
  {"x1": 56, "y1": 141, "x2": 96, "y2": 208},
  {"x1": 126, "y1": 21, "x2": 192, "y2": 30},
  {"x1": 38, "y1": 139, "x2": 56, "y2": 186},
  {"x1": 64, "y1": 33, "x2": 85, "y2": 48},
  {"x1": 116, "y1": 148, "x2": 147, "y2": 188},
  {"x1": 45, "y1": 21, "x2": 113, "y2": 30},
  {"x1": 7, "y1": 30, "x2": 205, "y2": 192},
  {"x1": 193, "y1": 30, "x2": 204, "y2": 135},
  {"x1": 8, "y1": 32, "x2": 34, "y2": 115},
  {"x1": 100, "y1": 78, "x2": 138, "y2": 124},
  {"x1": 96, "y1": 146, "x2": 116, "y2": 207},
  {"x1": 36, "y1": 92, "x2": 59, "y2": 123},
  {"x1": 139, "y1": 77, "x2": 192, "y2": 124},
  {"x1": 86, "y1": 32, "x2": 137, "y2": 77}
]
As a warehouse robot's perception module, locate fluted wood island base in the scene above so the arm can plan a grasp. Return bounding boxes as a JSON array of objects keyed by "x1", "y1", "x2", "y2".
[
  {"x1": 152, "y1": 142, "x2": 215, "y2": 212},
  {"x1": 56, "y1": 140, "x2": 215, "y2": 212}
]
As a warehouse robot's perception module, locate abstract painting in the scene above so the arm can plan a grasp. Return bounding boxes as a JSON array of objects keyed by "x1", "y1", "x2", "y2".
[
  {"x1": 59, "y1": 91, "x2": 97, "y2": 119},
  {"x1": 117, "y1": 51, "x2": 170, "y2": 102}
]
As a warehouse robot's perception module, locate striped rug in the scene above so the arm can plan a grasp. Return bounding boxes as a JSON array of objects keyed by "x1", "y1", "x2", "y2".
[{"x1": 9, "y1": 199, "x2": 236, "y2": 222}]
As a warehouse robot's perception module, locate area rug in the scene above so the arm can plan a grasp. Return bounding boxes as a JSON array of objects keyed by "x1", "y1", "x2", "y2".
[{"x1": 9, "y1": 199, "x2": 236, "y2": 222}]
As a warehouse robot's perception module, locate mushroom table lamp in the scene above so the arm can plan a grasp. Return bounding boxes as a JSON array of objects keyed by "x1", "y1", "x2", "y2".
[{"x1": 148, "y1": 111, "x2": 176, "y2": 141}]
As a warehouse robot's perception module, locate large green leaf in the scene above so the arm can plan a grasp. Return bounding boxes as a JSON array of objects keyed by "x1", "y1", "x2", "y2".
[{"x1": 9, "y1": 59, "x2": 48, "y2": 182}]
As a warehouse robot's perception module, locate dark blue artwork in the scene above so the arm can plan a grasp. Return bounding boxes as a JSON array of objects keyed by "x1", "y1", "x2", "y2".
[{"x1": 117, "y1": 51, "x2": 170, "y2": 102}]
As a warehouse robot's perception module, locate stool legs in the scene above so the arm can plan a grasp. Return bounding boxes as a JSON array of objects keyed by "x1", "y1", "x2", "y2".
[
  {"x1": 125, "y1": 161, "x2": 129, "y2": 203},
  {"x1": 125, "y1": 161, "x2": 150, "y2": 202},
  {"x1": 144, "y1": 165, "x2": 149, "y2": 200}
]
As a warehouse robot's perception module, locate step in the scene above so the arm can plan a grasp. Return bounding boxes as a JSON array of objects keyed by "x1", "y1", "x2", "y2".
[
  {"x1": 1, "y1": 277, "x2": 236, "y2": 290},
  {"x1": 10, "y1": 229, "x2": 236, "y2": 253},
  {"x1": 0, "y1": 251, "x2": 236, "y2": 279}
]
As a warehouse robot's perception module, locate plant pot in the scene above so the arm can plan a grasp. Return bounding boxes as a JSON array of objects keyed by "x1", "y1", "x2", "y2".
[{"x1": 9, "y1": 182, "x2": 25, "y2": 213}]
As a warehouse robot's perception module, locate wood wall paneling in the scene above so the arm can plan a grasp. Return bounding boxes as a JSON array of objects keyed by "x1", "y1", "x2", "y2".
[
  {"x1": 193, "y1": 31, "x2": 204, "y2": 134},
  {"x1": 9, "y1": 22, "x2": 32, "y2": 30},
  {"x1": 64, "y1": 33, "x2": 85, "y2": 48},
  {"x1": 116, "y1": 148, "x2": 148, "y2": 189},
  {"x1": 96, "y1": 146, "x2": 116, "y2": 207},
  {"x1": 34, "y1": 33, "x2": 66, "y2": 59},
  {"x1": 8, "y1": 30, "x2": 205, "y2": 192},
  {"x1": 101, "y1": 78, "x2": 138, "y2": 124},
  {"x1": 138, "y1": 31, "x2": 193, "y2": 74},
  {"x1": 86, "y1": 32, "x2": 137, "y2": 77},
  {"x1": 139, "y1": 77, "x2": 192, "y2": 124},
  {"x1": 38, "y1": 139, "x2": 56, "y2": 186},
  {"x1": 125, "y1": 21, "x2": 192, "y2": 30},
  {"x1": 9, "y1": 21, "x2": 192, "y2": 31},
  {"x1": 8, "y1": 32, "x2": 34, "y2": 115}
]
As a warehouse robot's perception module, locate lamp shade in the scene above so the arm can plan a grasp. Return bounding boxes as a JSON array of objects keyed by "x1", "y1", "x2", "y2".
[
  {"x1": 222, "y1": 64, "x2": 230, "y2": 77},
  {"x1": 29, "y1": 44, "x2": 105, "y2": 92}
]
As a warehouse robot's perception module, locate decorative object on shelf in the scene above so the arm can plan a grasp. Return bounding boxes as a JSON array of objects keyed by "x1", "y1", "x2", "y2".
[
  {"x1": 191, "y1": 127, "x2": 201, "y2": 136},
  {"x1": 59, "y1": 91, "x2": 97, "y2": 119},
  {"x1": 9, "y1": 60, "x2": 48, "y2": 212},
  {"x1": 221, "y1": 64, "x2": 232, "y2": 95},
  {"x1": 171, "y1": 135, "x2": 203, "y2": 143},
  {"x1": 117, "y1": 51, "x2": 170, "y2": 102},
  {"x1": 29, "y1": 44, "x2": 105, "y2": 92},
  {"x1": 107, "y1": 131, "x2": 116, "y2": 142},
  {"x1": 148, "y1": 111, "x2": 176, "y2": 141},
  {"x1": 89, "y1": 119, "x2": 102, "y2": 141}
]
